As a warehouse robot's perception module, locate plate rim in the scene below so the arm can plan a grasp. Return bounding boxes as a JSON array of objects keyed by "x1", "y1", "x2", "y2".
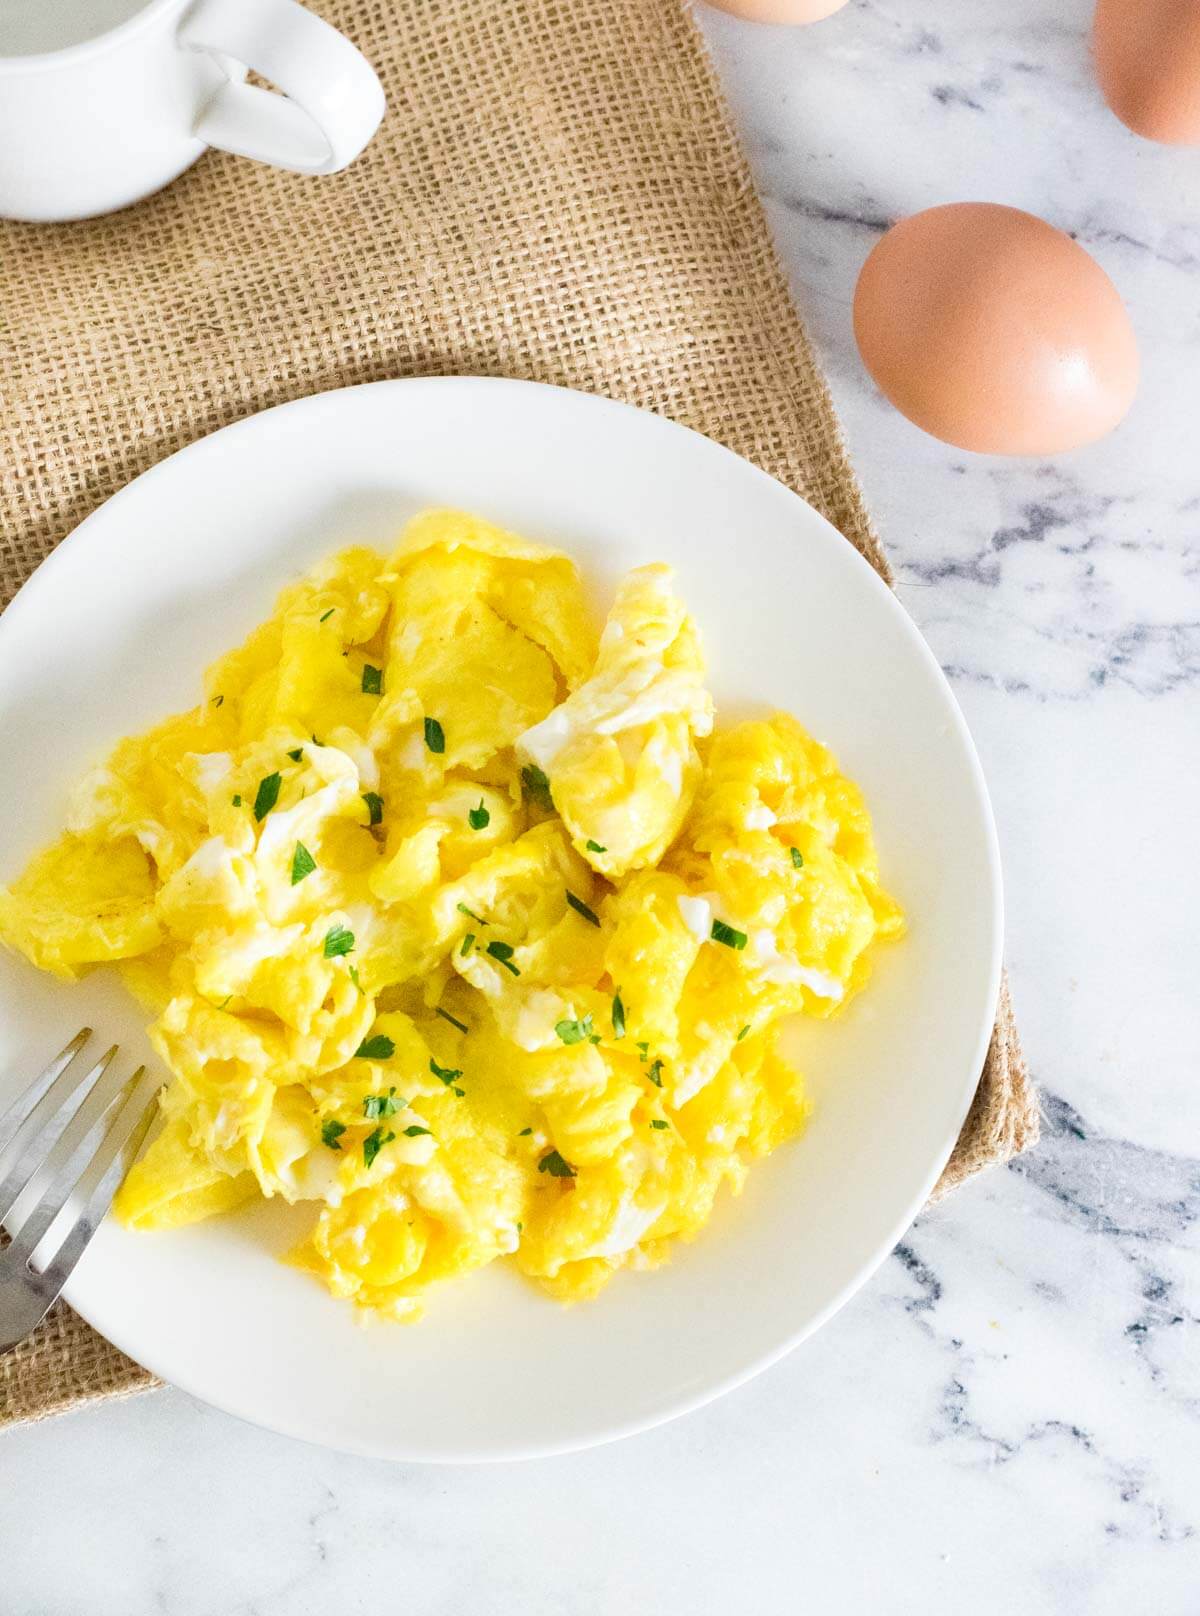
[{"x1": 0, "y1": 375, "x2": 1003, "y2": 1461}]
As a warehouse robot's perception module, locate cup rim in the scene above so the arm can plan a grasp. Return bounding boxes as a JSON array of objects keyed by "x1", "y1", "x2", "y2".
[{"x1": 0, "y1": 0, "x2": 182, "y2": 73}]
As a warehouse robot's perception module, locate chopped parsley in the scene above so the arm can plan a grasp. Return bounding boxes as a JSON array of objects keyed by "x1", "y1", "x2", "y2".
[
  {"x1": 468, "y1": 800, "x2": 490, "y2": 830},
  {"x1": 636, "y1": 1040, "x2": 650, "y2": 1060},
  {"x1": 790, "y1": 846, "x2": 804, "y2": 869},
  {"x1": 231, "y1": 794, "x2": 242, "y2": 807},
  {"x1": 486, "y1": 940, "x2": 520, "y2": 976},
  {"x1": 456, "y1": 902, "x2": 487, "y2": 925},
  {"x1": 361, "y1": 664, "x2": 383, "y2": 695},
  {"x1": 518, "y1": 1127, "x2": 533, "y2": 1137},
  {"x1": 356, "y1": 1034, "x2": 396, "y2": 1060},
  {"x1": 555, "y1": 1013, "x2": 594, "y2": 1046},
  {"x1": 213, "y1": 694, "x2": 224, "y2": 708},
  {"x1": 423, "y1": 715, "x2": 445, "y2": 753},
  {"x1": 611, "y1": 991, "x2": 626, "y2": 1040},
  {"x1": 363, "y1": 1126, "x2": 395, "y2": 1168},
  {"x1": 737, "y1": 1024, "x2": 751, "y2": 1042},
  {"x1": 402, "y1": 1124, "x2": 432, "y2": 1138},
  {"x1": 320, "y1": 1118, "x2": 346, "y2": 1151},
  {"x1": 319, "y1": 607, "x2": 335, "y2": 622},
  {"x1": 650, "y1": 1119, "x2": 669, "y2": 1130},
  {"x1": 290, "y1": 841, "x2": 316, "y2": 885},
  {"x1": 565, "y1": 891, "x2": 601, "y2": 927},
  {"x1": 538, "y1": 1149, "x2": 576, "y2": 1179},
  {"x1": 287, "y1": 747, "x2": 303, "y2": 762},
  {"x1": 710, "y1": 919, "x2": 747, "y2": 951},
  {"x1": 348, "y1": 964, "x2": 364, "y2": 995},
  {"x1": 362, "y1": 1086, "x2": 403, "y2": 1118},
  {"x1": 646, "y1": 1059, "x2": 664, "y2": 1088},
  {"x1": 253, "y1": 771, "x2": 282, "y2": 821},
  {"x1": 521, "y1": 763, "x2": 553, "y2": 810},
  {"x1": 586, "y1": 839, "x2": 607, "y2": 853},
  {"x1": 362, "y1": 791, "x2": 384, "y2": 827},
  {"x1": 435, "y1": 1006, "x2": 469, "y2": 1034},
  {"x1": 322, "y1": 923, "x2": 355, "y2": 958},
  {"x1": 429, "y1": 1058, "x2": 462, "y2": 1087},
  {"x1": 460, "y1": 932, "x2": 475, "y2": 956}
]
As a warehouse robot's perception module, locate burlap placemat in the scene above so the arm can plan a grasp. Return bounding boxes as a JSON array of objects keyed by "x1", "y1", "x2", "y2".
[{"x1": 0, "y1": 0, "x2": 1037, "y2": 1430}]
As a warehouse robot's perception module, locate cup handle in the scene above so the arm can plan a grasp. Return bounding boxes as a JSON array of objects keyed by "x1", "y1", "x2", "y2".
[{"x1": 179, "y1": 0, "x2": 384, "y2": 176}]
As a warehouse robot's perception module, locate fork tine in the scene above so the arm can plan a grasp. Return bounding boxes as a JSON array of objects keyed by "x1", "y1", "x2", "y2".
[
  {"x1": 6, "y1": 1055, "x2": 140, "y2": 1262},
  {"x1": 0, "y1": 1043, "x2": 118, "y2": 1229},
  {"x1": 0, "y1": 1028, "x2": 92, "y2": 1160},
  {"x1": 30, "y1": 1073, "x2": 158, "y2": 1298}
]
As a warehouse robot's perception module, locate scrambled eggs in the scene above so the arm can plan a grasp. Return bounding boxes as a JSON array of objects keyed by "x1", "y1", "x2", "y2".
[{"x1": 0, "y1": 510, "x2": 902, "y2": 1319}]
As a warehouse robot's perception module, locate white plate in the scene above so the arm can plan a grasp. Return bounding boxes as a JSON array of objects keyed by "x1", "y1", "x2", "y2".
[{"x1": 0, "y1": 378, "x2": 1001, "y2": 1462}]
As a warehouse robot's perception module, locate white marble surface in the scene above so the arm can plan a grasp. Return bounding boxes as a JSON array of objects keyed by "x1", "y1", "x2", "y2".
[{"x1": 4, "y1": 1, "x2": 1199, "y2": 1609}]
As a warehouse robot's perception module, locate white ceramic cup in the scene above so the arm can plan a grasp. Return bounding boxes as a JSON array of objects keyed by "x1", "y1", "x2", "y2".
[{"x1": 0, "y1": 0, "x2": 385, "y2": 222}]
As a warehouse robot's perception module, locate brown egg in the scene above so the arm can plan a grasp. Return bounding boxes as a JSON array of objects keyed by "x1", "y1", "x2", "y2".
[
  {"x1": 1094, "y1": 0, "x2": 1200, "y2": 144},
  {"x1": 701, "y1": 0, "x2": 848, "y2": 24},
  {"x1": 852, "y1": 203, "x2": 1139, "y2": 456}
]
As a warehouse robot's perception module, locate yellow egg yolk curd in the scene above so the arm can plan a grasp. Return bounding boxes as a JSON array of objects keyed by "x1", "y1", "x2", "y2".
[{"x1": 0, "y1": 510, "x2": 903, "y2": 1320}]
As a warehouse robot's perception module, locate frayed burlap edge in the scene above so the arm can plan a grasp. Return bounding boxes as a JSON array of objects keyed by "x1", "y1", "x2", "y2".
[{"x1": 930, "y1": 975, "x2": 1040, "y2": 1203}]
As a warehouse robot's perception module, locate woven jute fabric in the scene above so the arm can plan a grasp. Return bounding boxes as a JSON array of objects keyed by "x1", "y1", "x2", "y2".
[{"x1": 0, "y1": 0, "x2": 1038, "y2": 1430}]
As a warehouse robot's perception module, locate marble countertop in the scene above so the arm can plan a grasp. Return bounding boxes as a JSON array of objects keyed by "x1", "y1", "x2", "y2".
[{"x1": 4, "y1": 1, "x2": 1198, "y2": 1609}]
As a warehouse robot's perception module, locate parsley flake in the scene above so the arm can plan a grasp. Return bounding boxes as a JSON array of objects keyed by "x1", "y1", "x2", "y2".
[
  {"x1": 213, "y1": 694, "x2": 224, "y2": 708},
  {"x1": 323, "y1": 924, "x2": 355, "y2": 958},
  {"x1": 565, "y1": 891, "x2": 601, "y2": 927},
  {"x1": 646, "y1": 1059, "x2": 664, "y2": 1088},
  {"x1": 586, "y1": 839, "x2": 607, "y2": 853},
  {"x1": 456, "y1": 902, "x2": 487, "y2": 925},
  {"x1": 362, "y1": 664, "x2": 383, "y2": 696},
  {"x1": 348, "y1": 964, "x2": 364, "y2": 995},
  {"x1": 320, "y1": 1118, "x2": 346, "y2": 1150},
  {"x1": 538, "y1": 1149, "x2": 576, "y2": 1179},
  {"x1": 486, "y1": 940, "x2": 521, "y2": 976},
  {"x1": 423, "y1": 715, "x2": 445, "y2": 754},
  {"x1": 363, "y1": 1126, "x2": 396, "y2": 1168},
  {"x1": 362, "y1": 1086, "x2": 403, "y2": 1119},
  {"x1": 290, "y1": 841, "x2": 316, "y2": 885},
  {"x1": 518, "y1": 1127, "x2": 533, "y2": 1137},
  {"x1": 231, "y1": 793, "x2": 242, "y2": 807},
  {"x1": 319, "y1": 607, "x2": 335, "y2": 623},
  {"x1": 521, "y1": 763, "x2": 553, "y2": 810},
  {"x1": 737, "y1": 1024, "x2": 751, "y2": 1042},
  {"x1": 650, "y1": 1119, "x2": 669, "y2": 1130},
  {"x1": 710, "y1": 919, "x2": 748, "y2": 951},
  {"x1": 636, "y1": 1041, "x2": 650, "y2": 1060},
  {"x1": 435, "y1": 1006, "x2": 469, "y2": 1034},
  {"x1": 611, "y1": 991, "x2": 626, "y2": 1040},
  {"x1": 429, "y1": 1058, "x2": 462, "y2": 1087},
  {"x1": 362, "y1": 791, "x2": 384, "y2": 827},
  {"x1": 287, "y1": 747, "x2": 303, "y2": 762},
  {"x1": 790, "y1": 846, "x2": 804, "y2": 869},
  {"x1": 555, "y1": 1014, "x2": 594, "y2": 1046},
  {"x1": 403, "y1": 1125, "x2": 432, "y2": 1138},
  {"x1": 253, "y1": 771, "x2": 281, "y2": 821},
  {"x1": 460, "y1": 932, "x2": 475, "y2": 956},
  {"x1": 468, "y1": 800, "x2": 490, "y2": 830},
  {"x1": 356, "y1": 1034, "x2": 396, "y2": 1060}
]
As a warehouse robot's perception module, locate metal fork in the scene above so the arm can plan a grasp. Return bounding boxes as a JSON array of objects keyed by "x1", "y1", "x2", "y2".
[{"x1": 0, "y1": 1029, "x2": 158, "y2": 1354}]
